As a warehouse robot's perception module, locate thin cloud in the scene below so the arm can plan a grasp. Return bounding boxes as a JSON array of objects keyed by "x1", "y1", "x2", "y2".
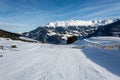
[
  {"x1": 82, "y1": 2, "x2": 120, "y2": 19},
  {"x1": 0, "y1": 22, "x2": 30, "y2": 27},
  {"x1": 0, "y1": 22, "x2": 34, "y2": 32},
  {"x1": 56, "y1": 0, "x2": 120, "y2": 20},
  {"x1": 0, "y1": 0, "x2": 119, "y2": 32}
]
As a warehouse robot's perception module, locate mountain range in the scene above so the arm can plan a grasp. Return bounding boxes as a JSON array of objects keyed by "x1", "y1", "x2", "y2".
[
  {"x1": 85, "y1": 19, "x2": 120, "y2": 38},
  {"x1": 0, "y1": 19, "x2": 119, "y2": 44},
  {"x1": 24, "y1": 19, "x2": 119, "y2": 44}
]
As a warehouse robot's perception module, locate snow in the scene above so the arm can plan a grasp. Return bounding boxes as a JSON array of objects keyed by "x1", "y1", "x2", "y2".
[
  {"x1": 73, "y1": 37, "x2": 120, "y2": 46},
  {"x1": 82, "y1": 48, "x2": 120, "y2": 76},
  {"x1": 45, "y1": 19, "x2": 114, "y2": 27},
  {"x1": 19, "y1": 37, "x2": 38, "y2": 42},
  {"x1": 0, "y1": 37, "x2": 120, "y2": 80},
  {"x1": 47, "y1": 31, "x2": 56, "y2": 36}
]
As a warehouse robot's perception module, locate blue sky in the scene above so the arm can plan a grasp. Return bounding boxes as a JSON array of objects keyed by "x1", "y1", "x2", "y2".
[{"x1": 0, "y1": 0, "x2": 120, "y2": 32}]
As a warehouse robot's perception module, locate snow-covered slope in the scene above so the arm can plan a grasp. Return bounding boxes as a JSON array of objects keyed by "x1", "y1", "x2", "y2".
[
  {"x1": 45, "y1": 19, "x2": 113, "y2": 27},
  {"x1": 73, "y1": 36, "x2": 120, "y2": 77},
  {"x1": 19, "y1": 37, "x2": 38, "y2": 42},
  {"x1": 0, "y1": 37, "x2": 120, "y2": 80},
  {"x1": 73, "y1": 37, "x2": 120, "y2": 46}
]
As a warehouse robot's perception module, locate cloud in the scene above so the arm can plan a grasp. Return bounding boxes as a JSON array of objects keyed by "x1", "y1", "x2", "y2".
[
  {"x1": 0, "y1": 0, "x2": 120, "y2": 32},
  {"x1": 0, "y1": 22, "x2": 29, "y2": 27},
  {"x1": 0, "y1": 22, "x2": 33, "y2": 32},
  {"x1": 82, "y1": 1, "x2": 120, "y2": 19},
  {"x1": 54, "y1": 0, "x2": 120, "y2": 20}
]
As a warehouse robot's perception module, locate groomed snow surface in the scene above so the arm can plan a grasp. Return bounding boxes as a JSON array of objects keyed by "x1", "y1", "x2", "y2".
[{"x1": 0, "y1": 37, "x2": 120, "y2": 80}]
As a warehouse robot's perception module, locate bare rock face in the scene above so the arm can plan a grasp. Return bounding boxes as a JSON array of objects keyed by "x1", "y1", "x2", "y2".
[{"x1": 67, "y1": 36, "x2": 78, "y2": 44}]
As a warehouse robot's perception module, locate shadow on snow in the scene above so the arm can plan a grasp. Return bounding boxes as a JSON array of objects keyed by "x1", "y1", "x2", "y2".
[{"x1": 82, "y1": 48, "x2": 120, "y2": 76}]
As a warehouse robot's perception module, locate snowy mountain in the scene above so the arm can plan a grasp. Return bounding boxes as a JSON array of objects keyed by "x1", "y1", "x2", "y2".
[
  {"x1": 24, "y1": 19, "x2": 115, "y2": 44},
  {"x1": 0, "y1": 37, "x2": 120, "y2": 80},
  {"x1": 85, "y1": 20, "x2": 120, "y2": 38},
  {"x1": 45, "y1": 19, "x2": 113, "y2": 27}
]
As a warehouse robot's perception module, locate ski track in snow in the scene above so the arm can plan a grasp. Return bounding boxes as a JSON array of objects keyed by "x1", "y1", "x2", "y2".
[{"x1": 0, "y1": 38, "x2": 120, "y2": 80}]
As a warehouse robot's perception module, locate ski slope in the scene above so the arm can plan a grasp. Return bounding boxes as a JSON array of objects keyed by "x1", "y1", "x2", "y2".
[{"x1": 0, "y1": 37, "x2": 120, "y2": 80}]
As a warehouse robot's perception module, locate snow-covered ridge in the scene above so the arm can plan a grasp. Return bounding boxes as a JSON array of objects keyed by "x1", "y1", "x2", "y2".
[{"x1": 45, "y1": 19, "x2": 114, "y2": 27}]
